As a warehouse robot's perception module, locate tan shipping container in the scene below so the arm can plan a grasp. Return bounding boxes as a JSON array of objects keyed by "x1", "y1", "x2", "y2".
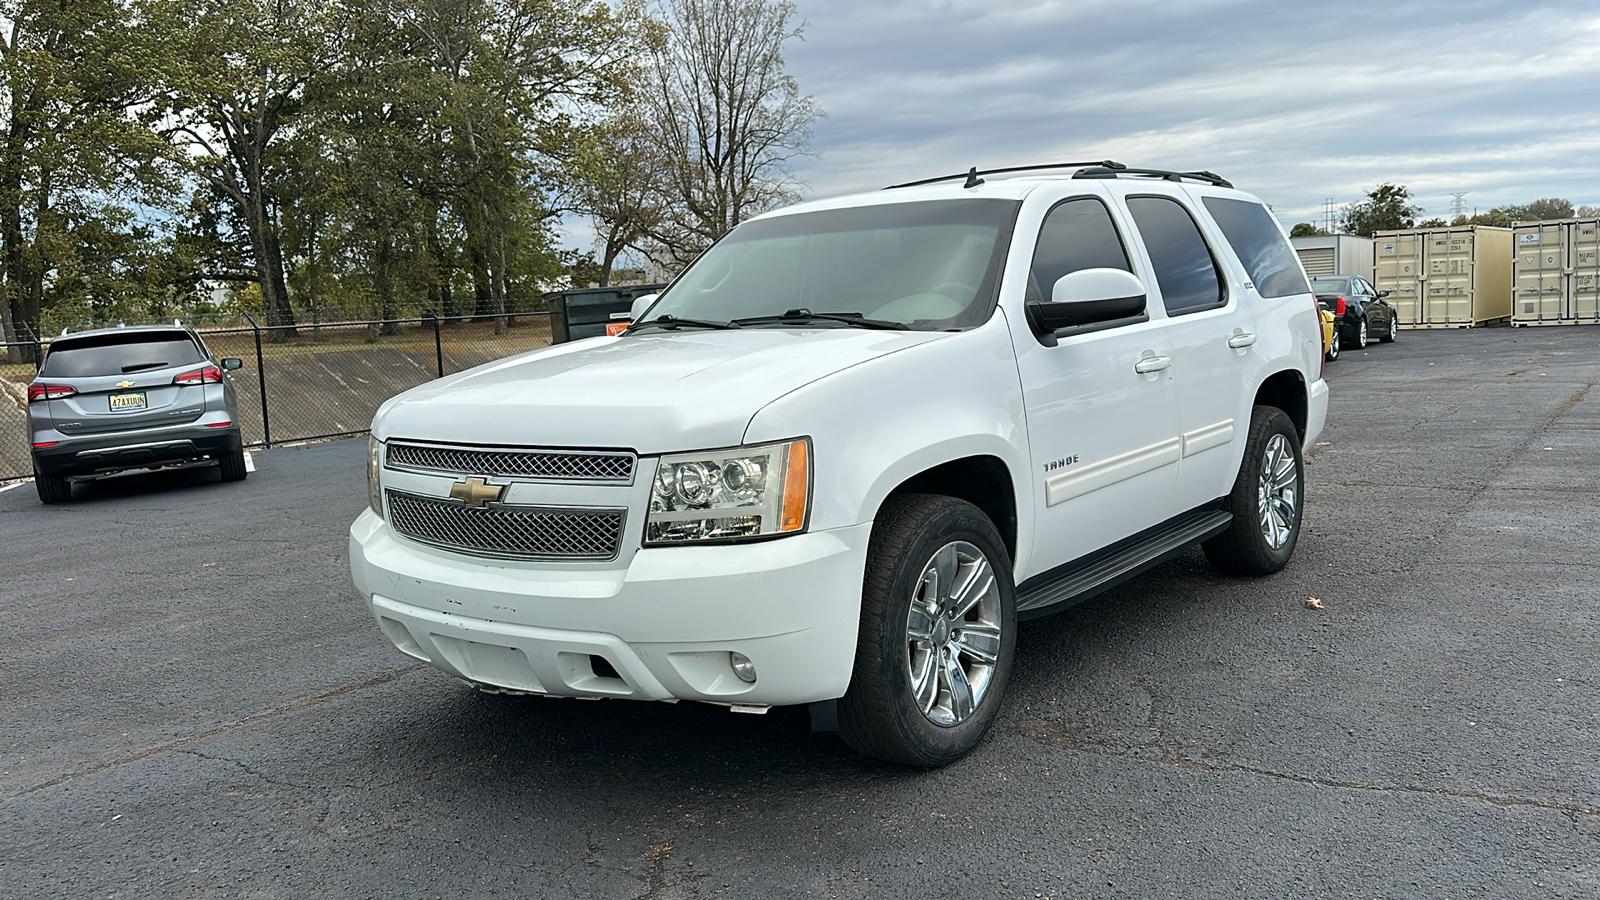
[
  {"x1": 1374, "y1": 226, "x2": 1512, "y2": 328},
  {"x1": 1513, "y1": 222, "x2": 1569, "y2": 324},
  {"x1": 1575, "y1": 219, "x2": 1600, "y2": 322},
  {"x1": 1511, "y1": 218, "x2": 1600, "y2": 325}
]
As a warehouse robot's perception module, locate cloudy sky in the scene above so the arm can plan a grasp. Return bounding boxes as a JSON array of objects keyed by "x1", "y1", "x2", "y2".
[{"x1": 573, "y1": 0, "x2": 1600, "y2": 251}]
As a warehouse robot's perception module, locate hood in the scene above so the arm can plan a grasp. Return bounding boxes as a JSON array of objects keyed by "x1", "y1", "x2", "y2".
[{"x1": 373, "y1": 328, "x2": 948, "y2": 453}]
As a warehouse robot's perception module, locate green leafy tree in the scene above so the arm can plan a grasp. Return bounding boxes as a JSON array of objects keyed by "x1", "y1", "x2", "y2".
[
  {"x1": 2, "y1": 1, "x2": 166, "y2": 354},
  {"x1": 1466, "y1": 207, "x2": 1519, "y2": 228},
  {"x1": 1523, "y1": 198, "x2": 1573, "y2": 221},
  {"x1": 391, "y1": 0, "x2": 642, "y2": 332},
  {"x1": 566, "y1": 112, "x2": 668, "y2": 285},
  {"x1": 140, "y1": 0, "x2": 346, "y2": 339},
  {"x1": 1341, "y1": 183, "x2": 1422, "y2": 238},
  {"x1": 1288, "y1": 223, "x2": 1327, "y2": 237}
]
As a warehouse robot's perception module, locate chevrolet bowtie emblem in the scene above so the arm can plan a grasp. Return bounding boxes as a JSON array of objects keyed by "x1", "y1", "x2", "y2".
[
  {"x1": 448, "y1": 477, "x2": 505, "y2": 508},
  {"x1": 116, "y1": 381, "x2": 135, "y2": 388}
]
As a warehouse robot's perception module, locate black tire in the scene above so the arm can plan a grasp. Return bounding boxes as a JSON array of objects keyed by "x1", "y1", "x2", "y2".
[
  {"x1": 34, "y1": 465, "x2": 71, "y2": 504},
  {"x1": 218, "y1": 449, "x2": 248, "y2": 482},
  {"x1": 1324, "y1": 328, "x2": 1340, "y2": 361},
  {"x1": 1380, "y1": 313, "x2": 1398, "y2": 343},
  {"x1": 1355, "y1": 318, "x2": 1369, "y2": 349},
  {"x1": 837, "y1": 494, "x2": 1017, "y2": 768},
  {"x1": 1202, "y1": 406, "x2": 1304, "y2": 576}
]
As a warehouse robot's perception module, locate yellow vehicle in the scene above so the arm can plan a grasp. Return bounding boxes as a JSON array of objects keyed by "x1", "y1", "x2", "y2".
[{"x1": 1321, "y1": 309, "x2": 1339, "y2": 362}]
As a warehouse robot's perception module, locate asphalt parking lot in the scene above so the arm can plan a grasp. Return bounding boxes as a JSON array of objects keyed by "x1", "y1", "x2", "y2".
[{"x1": 3, "y1": 326, "x2": 1598, "y2": 898}]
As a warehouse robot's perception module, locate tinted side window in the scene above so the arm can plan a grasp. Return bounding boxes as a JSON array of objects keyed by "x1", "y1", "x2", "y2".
[
  {"x1": 41, "y1": 334, "x2": 205, "y2": 378},
  {"x1": 1127, "y1": 196, "x2": 1224, "y2": 316},
  {"x1": 1201, "y1": 196, "x2": 1310, "y2": 299},
  {"x1": 1027, "y1": 198, "x2": 1131, "y2": 303}
]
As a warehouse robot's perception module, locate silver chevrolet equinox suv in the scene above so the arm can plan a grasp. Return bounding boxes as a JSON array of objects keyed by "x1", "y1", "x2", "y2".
[{"x1": 27, "y1": 324, "x2": 247, "y2": 503}]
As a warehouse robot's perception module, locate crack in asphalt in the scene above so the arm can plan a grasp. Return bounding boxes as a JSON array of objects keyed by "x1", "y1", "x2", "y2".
[
  {"x1": 0, "y1": 665, "x2": 426, "y2": 803},
  {"x1": 1011, "y1": 729, "x2": 1600, "y2": 819},
  {"x1": 173, "y1": 748, "x2": 294, "y2": 789}
]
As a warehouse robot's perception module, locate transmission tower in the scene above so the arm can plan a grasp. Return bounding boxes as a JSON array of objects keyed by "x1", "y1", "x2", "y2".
[
  {"x1": 1322, "y1": 198, "x2": 1337, "y2": 233},
  {"x1": 1450, "y1": 192, "x2": 1469, "y2": 220}
]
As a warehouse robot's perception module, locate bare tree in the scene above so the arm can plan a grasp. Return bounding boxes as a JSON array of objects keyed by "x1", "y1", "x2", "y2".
[{"x1": 643, "y1": 0, "x2": 820, "y2": 265}]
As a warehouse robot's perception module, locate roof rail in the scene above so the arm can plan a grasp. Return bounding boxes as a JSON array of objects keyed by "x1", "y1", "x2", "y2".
[
  {"x1": 1071, "y1": 166, "x2": 1233, "y2": 189},
  {"x1": 884, "y1": 160, "x2": 1127, "y2": 190}
]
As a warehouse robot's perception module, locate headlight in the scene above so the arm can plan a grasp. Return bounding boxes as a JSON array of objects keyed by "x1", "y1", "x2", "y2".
[
  {"x1": 645, "y1": 439, "x2": 810, "y2": 545},
  {"x1": 367, "y1": 436, "x2": 383, "y2": 517}
]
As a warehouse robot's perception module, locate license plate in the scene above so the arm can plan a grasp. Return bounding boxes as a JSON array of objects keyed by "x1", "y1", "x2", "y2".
[{"x1": 109, "y1": 392, "x2": 148, "y2": 411}]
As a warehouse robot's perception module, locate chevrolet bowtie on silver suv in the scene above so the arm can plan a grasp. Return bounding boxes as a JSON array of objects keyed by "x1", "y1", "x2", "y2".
[
  {"x1": 351, "y1": 162, "x2": 1329, "y2": 767},
  {"x1": 28, "y1": 324, "x2": 247, "y2": 503}
]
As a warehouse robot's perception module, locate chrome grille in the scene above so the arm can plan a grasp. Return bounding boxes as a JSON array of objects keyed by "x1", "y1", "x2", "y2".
[
  {"x1": 386, "y1": 441, "x2": 635, "y2": 484},
  {"x1": 385, "y1": 490, "x2": 625, "y2": 560}
]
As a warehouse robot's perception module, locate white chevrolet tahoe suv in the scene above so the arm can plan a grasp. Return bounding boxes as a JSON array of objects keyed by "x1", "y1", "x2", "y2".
[{"x1": 350, "y1": 162, "x2": 1328, "y2": 768}]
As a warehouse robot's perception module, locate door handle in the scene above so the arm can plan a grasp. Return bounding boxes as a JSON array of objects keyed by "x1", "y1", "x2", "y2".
[
  {"x1": 1134, "y1": 356, "x2": 1171, "y2": 374},
  {"x1": 1228, "y1": 333, "x2": 1257, "y2": 349}
]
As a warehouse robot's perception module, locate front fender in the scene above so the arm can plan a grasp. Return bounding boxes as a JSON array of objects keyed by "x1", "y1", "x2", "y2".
[{"x1": 742, "y1": 313, "x2": 1038, "y2": 576}]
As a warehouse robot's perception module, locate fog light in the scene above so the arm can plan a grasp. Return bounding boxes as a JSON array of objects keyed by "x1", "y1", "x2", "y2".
[{"x1": 729, "y1": 652, "x2": 757, "y2": 683}]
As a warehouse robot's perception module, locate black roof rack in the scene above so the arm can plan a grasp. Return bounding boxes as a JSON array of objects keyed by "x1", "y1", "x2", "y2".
[
  {"x1": 1071, "y1": 166, "x2": 1232, "y2": 189},
  {"x1": 884, "y1": 160, "x2": 1127, "y2": 190}
]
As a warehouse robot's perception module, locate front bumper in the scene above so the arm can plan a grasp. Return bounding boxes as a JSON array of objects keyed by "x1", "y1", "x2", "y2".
[
  {"x1": 31, "y1": 425, "x2": 243, "y2": 477},
  {"x1": 349, "y1": 511, "x2": 872, "y2": 707}
]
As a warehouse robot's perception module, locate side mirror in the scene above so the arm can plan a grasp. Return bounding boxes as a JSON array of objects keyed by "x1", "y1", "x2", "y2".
[
  {"x1": 1378, "y1": 290, "x2": 1391, "y2": 298},
  {"x1": 1027, "y1": 268, "x2": 1147, "y2": 342},
  {"x1": 629, "y1": 293, "x2": 659, "y2": 323},
  {"x1": 220, "y1": 357, "x2": 243, "y2": 370}
]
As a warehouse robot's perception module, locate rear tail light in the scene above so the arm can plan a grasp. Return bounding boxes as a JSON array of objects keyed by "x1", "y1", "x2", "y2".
[
  {"x1": 204, "y1": 421, "x2": 233, "y2": 428},
  {"x1": 173, "y1": 365, "x2": 223, "y2": 385},
  {"x1": 27, "y1": 383, "x2": 77, "y2": 403},
  {"x1": 1335, "y1": 297, "x2": 1347, "y2": 316}
]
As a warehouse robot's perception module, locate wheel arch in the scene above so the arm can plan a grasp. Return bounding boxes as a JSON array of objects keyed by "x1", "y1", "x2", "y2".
[
  {"x1": 1254, "y1": 369, "x2": 1308, "y2": 441},
  {"x1": 871, "y1": 454, "x2": 1019, "y2": 564}
]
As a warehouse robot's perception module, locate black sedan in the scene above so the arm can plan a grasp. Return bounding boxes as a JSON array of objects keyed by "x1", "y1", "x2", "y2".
[{"x1": 1310, "y1": 275, "x2": 1398, "y2": 349}]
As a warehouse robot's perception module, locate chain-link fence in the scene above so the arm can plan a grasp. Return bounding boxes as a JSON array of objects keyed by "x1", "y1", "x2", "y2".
[{"x1": 1, "y1": 312, "x2": 556, "y2": 482}]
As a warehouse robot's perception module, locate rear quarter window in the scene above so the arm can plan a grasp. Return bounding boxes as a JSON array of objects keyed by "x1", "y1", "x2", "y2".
[
  {"x1": 41, "y1": 333, "x2": 205, "y2": 378},
  {"x1": 1126, "y1": 196, "x2": 1225, "y2": 317},
  {"x1": 1201, "y1": 197, "x2": 1311, "y2": 299}
]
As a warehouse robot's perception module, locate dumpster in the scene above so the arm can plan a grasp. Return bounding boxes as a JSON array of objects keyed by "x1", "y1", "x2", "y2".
[{"x1": 551, "y1": 284, "x2": 668, "y2": 343}]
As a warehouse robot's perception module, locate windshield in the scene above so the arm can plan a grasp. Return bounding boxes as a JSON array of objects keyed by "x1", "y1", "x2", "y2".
[
  {"x1": 638, "y1": 199, "x2": 1020, "y2": 331},
  {"x1": 41, "y1": 332, "x2": 204, "y2": 378},
  {"x1": 1309, "y1": 277, "x2": 1352, "y2": 294}
]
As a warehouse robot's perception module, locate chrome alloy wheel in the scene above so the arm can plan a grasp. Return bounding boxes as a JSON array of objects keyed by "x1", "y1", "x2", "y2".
[
  {"x1": 1256, "y1": 434, "x2": 1299, "y2": 550},
  {"x1": 905, "y1": 541, "x2": 1003, "y2": 728}
]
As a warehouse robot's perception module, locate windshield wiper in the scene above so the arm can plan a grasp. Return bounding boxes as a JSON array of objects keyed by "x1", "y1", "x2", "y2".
[
  {"x1": 630, "y1": 314, "x2": 741, "y2": 331},
  {"x1": 732, "y1": 309, "x2": 906, "y2": 330}
]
